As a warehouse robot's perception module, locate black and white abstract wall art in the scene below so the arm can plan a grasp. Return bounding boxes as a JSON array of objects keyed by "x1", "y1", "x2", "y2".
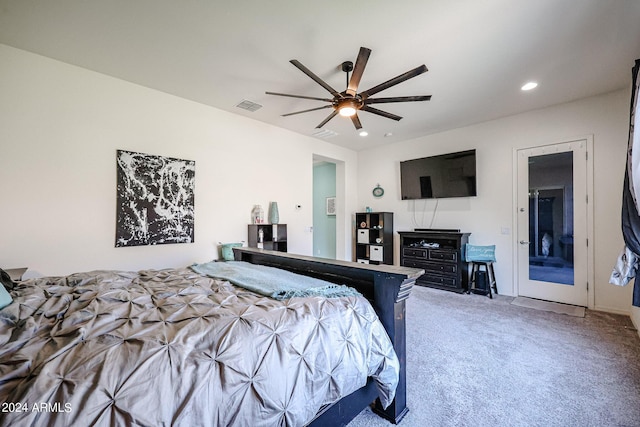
[{"x1": 116, "y1": 150, "x2": 195, "y2": 247}]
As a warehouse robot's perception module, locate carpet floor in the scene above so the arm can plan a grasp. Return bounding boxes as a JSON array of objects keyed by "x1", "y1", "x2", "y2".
[
  {"x1": 347, "y1": 285, "x2": 640, "y2": 427},
  {"x1": 511, "y1": 296, "x2": 586, "y2": 317}
]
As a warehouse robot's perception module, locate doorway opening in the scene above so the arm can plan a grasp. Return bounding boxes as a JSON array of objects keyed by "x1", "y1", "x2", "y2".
[{"x1": 313, "y1": 159, "x2": 336, "y2": 259}]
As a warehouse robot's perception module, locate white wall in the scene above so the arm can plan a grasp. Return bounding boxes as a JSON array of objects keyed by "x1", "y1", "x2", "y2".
[
  {"x1": 357, "y1": 89, "x2": 635, "y2": 314},
  {"x1": 0, "y1": 44, "x2": 358, "y2": 277},
  {"x1": 1, "y1": 44, "x2": 635, "y2": 316}
]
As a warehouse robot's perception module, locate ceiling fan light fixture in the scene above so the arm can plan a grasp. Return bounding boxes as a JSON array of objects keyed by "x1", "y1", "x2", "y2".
[
  {"x1": 339, "y1": 106, "x2": 357, "y2": 117},
  {"x1": 359, "y1": 130, "x2": 368, "y2": 137},
  {"x1": 337, "y1": 98, "x2": 359, "y2": 117},
  {"x1": 266, "y1": 47, "x2": 431, "y2": 130}
]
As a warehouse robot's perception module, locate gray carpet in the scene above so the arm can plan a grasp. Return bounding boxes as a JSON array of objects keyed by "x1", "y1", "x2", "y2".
[
  {"x1": 511, "y1": 296, "x2": 586, "y2": 318},
  {"x1": 348, "y1": 286, "x2": 640, "y2": 427}
]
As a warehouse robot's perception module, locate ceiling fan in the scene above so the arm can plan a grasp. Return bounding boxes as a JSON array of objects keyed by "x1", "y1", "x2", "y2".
[{"x1": 266, "y1": 47, "x2": 431, "y2": 130}]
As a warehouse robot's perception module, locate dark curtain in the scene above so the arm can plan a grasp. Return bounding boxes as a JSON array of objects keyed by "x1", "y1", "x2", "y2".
[{"x1": 621, "y1": 59, "x2": 640, "y2": 307}]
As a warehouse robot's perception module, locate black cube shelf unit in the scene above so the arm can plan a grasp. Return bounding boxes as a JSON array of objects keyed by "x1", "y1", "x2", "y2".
[
  {"x1": 248, "y1": 224, "x2": 287, "y2": 252},
  {"x1": 355, "y1": 212, "x2": 394, "y2": 265},
  {"x1": 398, "y1": 229, "x2": 470, "y2": 293}
]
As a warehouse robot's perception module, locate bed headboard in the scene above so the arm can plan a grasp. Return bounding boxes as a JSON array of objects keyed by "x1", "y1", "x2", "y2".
[{"x1": 233, "y1": 247, "x2": 424, "y2": 425}]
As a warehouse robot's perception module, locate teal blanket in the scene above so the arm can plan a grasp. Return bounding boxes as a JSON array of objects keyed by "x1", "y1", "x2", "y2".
[{"x1": 191, "y1": 261, "x2": 360, "y2": 300}]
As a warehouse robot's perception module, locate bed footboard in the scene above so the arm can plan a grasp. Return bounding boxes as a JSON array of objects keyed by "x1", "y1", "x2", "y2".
[{"x1": 233, "y1": 247, "x2": 423, "y2": 425}]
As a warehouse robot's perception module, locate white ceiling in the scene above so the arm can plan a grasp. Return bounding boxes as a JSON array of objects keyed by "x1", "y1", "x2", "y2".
[{"x1": 1, "y1": 0, "x2": 639, "y2": 151}]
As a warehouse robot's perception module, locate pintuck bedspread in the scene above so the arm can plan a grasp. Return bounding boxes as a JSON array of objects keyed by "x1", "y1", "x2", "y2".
[{"x1": 0, "y1": 267, "x2": 399, "y2": 427}]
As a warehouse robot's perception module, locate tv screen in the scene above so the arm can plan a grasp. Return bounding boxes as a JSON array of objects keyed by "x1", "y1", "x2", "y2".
[{"x1": 400, "y1": 149, "x2": 477, "y2": 199}]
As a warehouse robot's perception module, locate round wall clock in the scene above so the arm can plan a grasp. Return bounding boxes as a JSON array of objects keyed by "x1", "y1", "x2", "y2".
[{"x1": 372, "y1": 184, "x2": 384, "y2": 198}]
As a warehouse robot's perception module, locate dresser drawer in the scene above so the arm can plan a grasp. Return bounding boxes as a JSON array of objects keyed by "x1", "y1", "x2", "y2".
[
  {"x1": 423, "y1": 261, "x2": 457, "y2": 275},
  {"x1": 428, "y1": 250, "x2": 457, "y2": 262},
  {"x1": 419, "y1": 273, "x2": 458, "y2": 288},
  {"x1": 403, "y1": 259, "x2": 457, "y2": 275},
  {"x1": 402, "y1": 258, "x2": 427, "y2": 269},
  {"x1": 403, "y1": 247, "x2": 427, "y2": 259}
]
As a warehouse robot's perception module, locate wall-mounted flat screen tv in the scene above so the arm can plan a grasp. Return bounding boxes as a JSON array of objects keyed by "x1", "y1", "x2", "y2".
[{"x1": 400, "y1": 149, "x2": 477, "y2": 199}]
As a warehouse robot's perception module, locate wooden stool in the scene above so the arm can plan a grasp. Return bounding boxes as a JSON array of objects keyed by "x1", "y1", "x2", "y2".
[{"x1": 469, "y1": 261, "x2": 497, "y2": 298}]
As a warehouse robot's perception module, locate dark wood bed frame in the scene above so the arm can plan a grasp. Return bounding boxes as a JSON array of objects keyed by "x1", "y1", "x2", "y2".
[{"x1": 233, "y1": 247, "x2": 424, "y2": 426}]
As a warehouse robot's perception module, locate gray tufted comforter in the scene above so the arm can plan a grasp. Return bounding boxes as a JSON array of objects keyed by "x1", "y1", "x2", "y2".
[{"x1": 0, "y1": 267, "x2": 399, "y2": 426}]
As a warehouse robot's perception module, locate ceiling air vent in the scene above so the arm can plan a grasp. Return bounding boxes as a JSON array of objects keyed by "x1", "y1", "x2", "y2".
[
  {"x1": 312, "y1": 129, "x2": 338, "y2": 139},
  {"x1": 235, "y1": 99, "x2": 262, "y2": 112}
]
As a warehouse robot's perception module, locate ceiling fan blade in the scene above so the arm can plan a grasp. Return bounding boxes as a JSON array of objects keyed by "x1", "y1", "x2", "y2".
[
  {"x1": 282, "y1": 105, "x2": 333, "y2": 117},
  {"x1": 266, "y1": 91, "x2": 333, "y2": 102},
  {"x1": 361, "y1": 106, "x2": 403, "y2": 121},
  {"x1": 360, "y1": 64, "x2": 428, "y2": 99},
  {"x1": 316, "y1": 110, "x2": 339, "y2": 128},
  {"x1": 351, "y1": 113, "x2": 363, "y2": 130},
  {"x1": 346, "y1": 47, "x2": 371, "y2": 97},
  {"x1": 290, "y1": 59, "x2": 341, "y2": 97},
  {"x1": 365, "y1": 95, "x2": 431, "y2": 104}
]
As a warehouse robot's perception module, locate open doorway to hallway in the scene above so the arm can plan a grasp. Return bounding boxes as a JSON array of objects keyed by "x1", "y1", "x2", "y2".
[{"x1": 313, "y1": 159, "x2": 336, "y2": 259}]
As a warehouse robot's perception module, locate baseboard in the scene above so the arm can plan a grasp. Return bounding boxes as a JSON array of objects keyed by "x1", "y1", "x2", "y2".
[
  {"x1": 592, "y1": 304, "x2": 631, "y2": 316},
  {"x1": 594, "y1": 304, "x2": 640, "y2": 340}
]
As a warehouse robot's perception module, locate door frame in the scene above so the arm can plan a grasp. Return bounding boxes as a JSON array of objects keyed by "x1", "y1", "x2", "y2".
[{"x1": 511, "y1": 136, "x2": 595, "y2": 308}]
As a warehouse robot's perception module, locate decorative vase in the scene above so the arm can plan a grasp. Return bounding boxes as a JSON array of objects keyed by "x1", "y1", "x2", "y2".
[
  {"x1": 269, "y1": 202, "x2": 279, "y2": 224},
  {"x1": 252, "y1": 204, "x2": 264, "y2": 224}
]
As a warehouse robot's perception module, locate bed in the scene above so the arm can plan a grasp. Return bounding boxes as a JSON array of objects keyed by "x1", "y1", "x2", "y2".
[{"x1": 0, "y1": 248, "x2": 422, "y2": 426}]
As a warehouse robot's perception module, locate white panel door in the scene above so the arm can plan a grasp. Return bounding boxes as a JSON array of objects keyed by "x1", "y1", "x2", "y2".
[{"x1": 516, "y1": 140, "x2": 588, "y2": 306}]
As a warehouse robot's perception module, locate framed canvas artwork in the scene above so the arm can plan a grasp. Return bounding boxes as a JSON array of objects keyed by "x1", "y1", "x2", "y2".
[{"x1": 116, "y1": 150, "x2": 195, "y2": 247}]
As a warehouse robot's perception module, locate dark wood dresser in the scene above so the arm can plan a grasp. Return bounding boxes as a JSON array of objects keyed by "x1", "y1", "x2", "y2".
[{"x1": 398, "y1": 230, "x2": 471, "y2": 293}]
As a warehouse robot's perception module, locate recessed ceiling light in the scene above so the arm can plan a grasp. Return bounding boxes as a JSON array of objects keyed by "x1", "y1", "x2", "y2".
[
  {"x1": 384, "y1": 132, "x2": 393, "y2": 137},
  {"x1": 521, "y1": 82, "x2": 538, "y2": 91},
  {"x1": 359, "y1": 130, "x2": 368, "y2": 137}
]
